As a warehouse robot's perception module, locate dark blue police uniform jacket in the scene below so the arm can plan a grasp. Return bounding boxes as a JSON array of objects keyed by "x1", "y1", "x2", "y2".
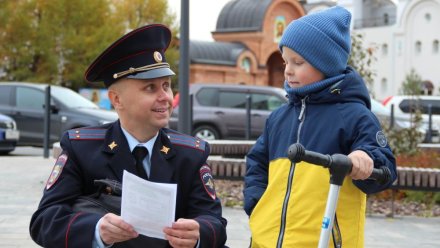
[{"x1": 29, "y1": 121, "x2": 227, "y2": 247}]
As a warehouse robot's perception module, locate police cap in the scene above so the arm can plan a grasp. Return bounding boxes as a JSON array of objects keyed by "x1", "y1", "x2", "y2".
[{"x1": 84, "y1": 24, "x2": 175, "y2": 88}]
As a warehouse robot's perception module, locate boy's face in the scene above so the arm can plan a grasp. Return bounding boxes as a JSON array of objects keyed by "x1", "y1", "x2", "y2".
[{"x1": 282, "y1": 47, "x2": 325, "y2": 88}]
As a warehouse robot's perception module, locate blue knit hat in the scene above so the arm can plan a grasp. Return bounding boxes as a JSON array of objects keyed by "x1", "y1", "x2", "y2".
[{"x1": 279, "y1": 6, "x2": 351, "y2": 77}]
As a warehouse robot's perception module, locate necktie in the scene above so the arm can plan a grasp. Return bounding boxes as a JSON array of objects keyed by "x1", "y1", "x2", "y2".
[{"x1": 132, "y1": 146, "x2": 148, "y2": 179}]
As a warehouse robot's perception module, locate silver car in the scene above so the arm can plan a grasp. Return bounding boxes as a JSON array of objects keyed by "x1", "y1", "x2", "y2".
[{"x1": 169, "y1": 84, "x2": 287, "y2": 140}]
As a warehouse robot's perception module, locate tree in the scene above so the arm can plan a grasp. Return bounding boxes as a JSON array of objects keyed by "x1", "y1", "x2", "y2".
[
  {"x1": 0, "y1": 0, "x2": 118, "y2": 89},
  {"x1": 0, "y1": 1, "x2": 41, "y2": 81},
  {"x1": 386, "y1": 69, "x2": 424, "y2": 155},
  {"x1": 400, "y1": 68, "x2": 423, "y2": 95},
  {"x1": 0, "y1": 0, "x2": 178, "y2": 90}
]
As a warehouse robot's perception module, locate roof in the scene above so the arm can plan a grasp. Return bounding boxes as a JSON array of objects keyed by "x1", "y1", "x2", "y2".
[
  {"x1": 190, "y1": 41, "x2": 247, "y2": 66},
  {"x1": 215, "y1": 0, "x2": 273, "y2": 33}
]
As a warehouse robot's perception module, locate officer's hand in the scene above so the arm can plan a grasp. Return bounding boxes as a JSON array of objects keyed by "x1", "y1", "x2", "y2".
[
  {"x1": 99, "y1": 213, "x2": 138, "y2": 245},
  {"x1": 348, "y1": 150, "x2": 373, "y2": 180},
  {"x1": 163, "y1": 218, "x2": 200, "y2": 248}
]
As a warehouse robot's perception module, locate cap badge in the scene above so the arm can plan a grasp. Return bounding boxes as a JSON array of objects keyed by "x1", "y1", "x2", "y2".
[
  {"x1": 153, "y1": 51, "x2": 163, "y2": 63},
  {"x1": 160, "y1": 145, "x2": 170, "y2": 154},
  {"x1": 108, "y1": 141, "x2": 118, "y2": 150}
]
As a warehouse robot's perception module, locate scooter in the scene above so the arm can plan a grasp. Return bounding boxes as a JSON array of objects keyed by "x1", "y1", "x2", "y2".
[{"x1": 287, "y1": 143, "x2": 392, "y2": 248}]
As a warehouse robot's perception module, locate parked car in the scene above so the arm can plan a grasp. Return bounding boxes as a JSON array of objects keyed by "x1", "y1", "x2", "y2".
[
  {"x1": 0, "y1": 113, "x2": 19, "y2": 154},
  {"x1": 371, "y1": 98, "x2": 440, "y2": 143},
  {"x1": 169, "y1": 84, "x2": 287, "y2": 140},
  {"x1": 0, "y1": 82, "x2": 118, "y2": 146}
]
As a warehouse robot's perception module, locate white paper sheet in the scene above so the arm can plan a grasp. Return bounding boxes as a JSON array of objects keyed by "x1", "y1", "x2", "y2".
[{"x1": 121, "y1": 170, "x2": 177, "y2": 240}]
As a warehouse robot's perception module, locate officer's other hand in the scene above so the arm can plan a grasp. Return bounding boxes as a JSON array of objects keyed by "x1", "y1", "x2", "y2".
[
  {"x1": 163, "y1": 218, "x2": 200, "y2": 248},
  {"x1": 348, "y1": 150, "x2": 373, "y2": 180},
  {"x1": 99, "y1": 213, "x2": 138, "y2": 245}
]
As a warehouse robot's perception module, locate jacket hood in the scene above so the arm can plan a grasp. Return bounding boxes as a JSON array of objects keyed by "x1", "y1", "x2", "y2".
[{"x1": 284, "y1": 66, "x2": 371, "y2": 109}]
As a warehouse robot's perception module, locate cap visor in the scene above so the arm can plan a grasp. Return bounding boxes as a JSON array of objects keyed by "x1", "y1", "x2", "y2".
[{"x1": 127, "y1": 67, "x2": 175, "y2": 80}]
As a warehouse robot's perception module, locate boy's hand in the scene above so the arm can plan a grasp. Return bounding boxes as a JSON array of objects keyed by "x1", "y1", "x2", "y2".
[{"x1": 348, "y1": 150, "x2": 373, "y2": 180}]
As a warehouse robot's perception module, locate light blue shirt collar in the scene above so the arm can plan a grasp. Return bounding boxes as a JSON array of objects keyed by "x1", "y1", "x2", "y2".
[{"x1": 120, "y1": 127, "x2": 158, "y2": 166}]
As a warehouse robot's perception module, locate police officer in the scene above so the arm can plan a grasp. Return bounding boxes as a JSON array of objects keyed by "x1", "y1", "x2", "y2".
[{"x1": 29, "y1": 24, "x2": 227, "y2": 248}]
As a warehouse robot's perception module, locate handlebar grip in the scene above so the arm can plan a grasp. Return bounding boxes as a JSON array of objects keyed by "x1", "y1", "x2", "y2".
[{"x1": 370, "y1": 166, "x2": 392, "y2": 185}]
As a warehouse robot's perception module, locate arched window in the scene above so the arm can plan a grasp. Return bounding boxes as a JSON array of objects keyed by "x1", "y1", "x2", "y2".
[
  {"x1": 425, "y1": 13, "x2": 431, "y2": 22},
  {"x1": 397, "y1": 41, "x2": 402, "y2": 56},
  {"x1": 415, "y1": 41, "x2": 422, "y2": 55},
  {"x1": 241, "y1": 57, "x2": 251, "y2": 73},
  {"x1": 381, "y1": 78, "x2": 387, "y2": 92},
  {"x1": 382, "y1": 44, "x2": 388, "y2": 56},
  {"x1": 433, "y1": 40, "x2": 439, "y2": 54},
  {"x1": 384, "y1": 13, "x2": 389, "y2": 25}
]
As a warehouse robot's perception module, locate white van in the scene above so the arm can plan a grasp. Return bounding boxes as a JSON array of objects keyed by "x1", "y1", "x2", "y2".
[{"x1": 382, "y1": 95, "x2": 440, "y2": 142}]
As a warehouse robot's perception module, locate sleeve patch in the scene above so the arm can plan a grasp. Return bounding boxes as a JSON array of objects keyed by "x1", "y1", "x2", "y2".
[
  {"x1": 200, "y1": 165, "x2": 216, "y2": 200},
  {"x1": 46, "y1": 154, "x2": 68, "y2": 190},
  {"x1": 376, "y1": 131, "x2": 387, "y2": 147}
]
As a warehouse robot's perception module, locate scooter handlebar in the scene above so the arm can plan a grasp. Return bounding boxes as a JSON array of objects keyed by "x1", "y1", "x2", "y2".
[{"x1": 287, "y1": 143, "x2": 391, "y2": 185}]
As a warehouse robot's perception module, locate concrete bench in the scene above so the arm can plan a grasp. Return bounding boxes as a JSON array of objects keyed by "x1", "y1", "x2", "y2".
[
  {"x1": 208, "y1": 157, "x2": 440, "y2": 190},
  {"x1": 55, "y1": 141, "x2": 440, "y2": 191},
  {"x1": 208, "y1": 157, "x2": 247, "y2": 180},
  {"x1": 208, "y1": 140, "x2": 255, "y2": 158},
  {"x1": 208, "y1": 141, "x2": 440, "y2": 189},
  {"x1": 392, "y1": 167, "x2": 440, "y2": 191}
]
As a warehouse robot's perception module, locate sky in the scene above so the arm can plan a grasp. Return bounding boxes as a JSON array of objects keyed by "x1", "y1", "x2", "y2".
[{"x1": 167, "y1": 0, "x2": 231, "y2": 41}]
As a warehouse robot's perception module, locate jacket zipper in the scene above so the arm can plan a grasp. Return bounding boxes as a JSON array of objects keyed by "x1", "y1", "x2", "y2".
[{"x1": 276, "y1": 97, "x2": 308, "y2": 248}]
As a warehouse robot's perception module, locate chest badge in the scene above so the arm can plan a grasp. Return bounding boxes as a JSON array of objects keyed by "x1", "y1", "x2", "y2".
[
  {"x1": 108, "y1": 141, "x2": 118, "y2": 150},
  {"x1": 160, "y1": 145, "x2": 170, "y2": 154}
]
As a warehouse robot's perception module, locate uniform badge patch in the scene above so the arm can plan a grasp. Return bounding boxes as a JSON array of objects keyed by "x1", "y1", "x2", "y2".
[
  {"x1": 376, "y1": 131, "x2": 388, "y2": 147},
  {"x1": 200, "y1": 165, "x2": 216, "y2": 200},
  {"x1": 160, "y1": 145, "x2": 170, "y2": 154},
  {"x1": 46, "y1": 154, "x2": 68, "y2": 190}
]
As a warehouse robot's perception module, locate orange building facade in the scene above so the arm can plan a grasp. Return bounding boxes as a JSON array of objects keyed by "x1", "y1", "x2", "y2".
[{"x1": 189, "y1": 0, "x2": 305, "y2": 88}]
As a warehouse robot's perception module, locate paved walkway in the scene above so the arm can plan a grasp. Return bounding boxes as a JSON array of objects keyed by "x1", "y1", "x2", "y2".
[{"x1": 0, "y1": 155, "x2": 439, "y2": 247}]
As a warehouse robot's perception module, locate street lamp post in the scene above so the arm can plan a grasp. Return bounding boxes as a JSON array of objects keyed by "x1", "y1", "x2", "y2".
[{"x1": 178, "y1": 0, "x2": 191, "y2": 135}]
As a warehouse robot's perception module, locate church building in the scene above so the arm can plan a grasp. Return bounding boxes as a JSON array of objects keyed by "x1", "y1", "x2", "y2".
[{"x1": 188, "y1": 0, "x2": 306, "y2": 88}]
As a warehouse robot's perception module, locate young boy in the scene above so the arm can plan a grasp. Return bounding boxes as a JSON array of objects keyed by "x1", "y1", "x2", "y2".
[{"x1": 244, "y1": 6, "x2": 396, "y2": 248}]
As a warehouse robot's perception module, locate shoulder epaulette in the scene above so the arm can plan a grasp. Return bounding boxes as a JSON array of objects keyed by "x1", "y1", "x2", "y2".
[
  {"x1": 167, "y1": 132, "x2": 206, "y2": 152},
  {"x1": 68, "y1": 128, "x2": 106, "y2": 140}
]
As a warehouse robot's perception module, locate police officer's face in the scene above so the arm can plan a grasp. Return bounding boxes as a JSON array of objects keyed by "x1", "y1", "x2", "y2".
[{"x1": 110, "y1": 76, "x2": 173, "y2": 133}]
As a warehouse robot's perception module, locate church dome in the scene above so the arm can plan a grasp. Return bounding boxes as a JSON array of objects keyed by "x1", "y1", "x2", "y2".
[
  {"x1": 190, "y1": 41, "x2": 247, "y2": 65},
  {"x1": 215, "y1": 0, "x2": 273, "y2": 32}
]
